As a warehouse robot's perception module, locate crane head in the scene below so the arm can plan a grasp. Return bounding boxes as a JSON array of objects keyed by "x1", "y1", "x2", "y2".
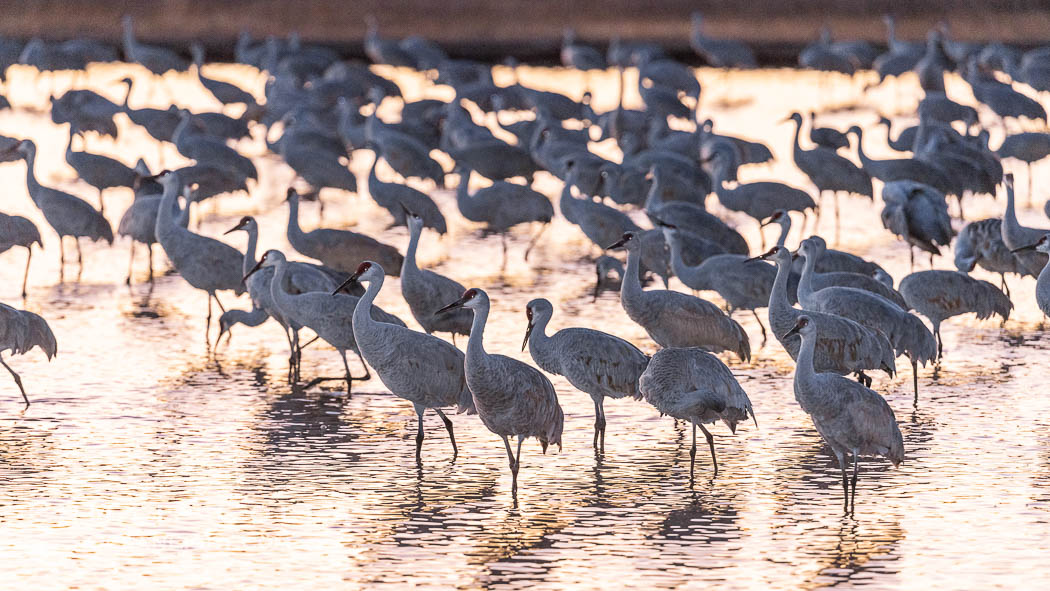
[
  {"x1": 747, "y1": 246, "x2": 782, "y2": 264},
  {"x1": 1011, "y1": 234, "x2": 1050, "y2": 254},
  {"x1": 760, "y1": 210, "x2": 787, "y2": 227},
  {"x1": 224, "y1": 216, "x2": 254, "y2": 235},
  {"x1": 437, "y1": 288, "x2": 482, "y2": 315},
  {"x1": 784, "y1": 315, "x2": 812, "y2": 339},
  {"x1": 605, "y1": 231, "x2": 638, "y2": 251},
  {"x1": 334, "y1": 261, "x2": 377, "y2": 295}
]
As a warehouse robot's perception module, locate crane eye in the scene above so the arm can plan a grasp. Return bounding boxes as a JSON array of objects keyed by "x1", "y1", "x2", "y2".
[
  {"x1": 356, "y1": 262, "x2": 371, "y2": 274},
  {"x1": 464, "y1": 288, "x2": 478, "y2": 299}
]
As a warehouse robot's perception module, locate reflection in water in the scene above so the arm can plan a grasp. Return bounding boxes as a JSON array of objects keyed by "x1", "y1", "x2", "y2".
[{"x1": 1, "y1": 64, "x2": 1050, "y2": 588}]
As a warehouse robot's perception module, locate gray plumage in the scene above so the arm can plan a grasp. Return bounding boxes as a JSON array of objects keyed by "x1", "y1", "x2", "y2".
[
  {"x1": 348, "y1": 262, "x2": 474, "y2": 463},
  {"x1": 366, "y1": 106, "x2": 444, "y2": 186},
  {"x1": 643, "y1": 167, "x2": 749, "y2": 255},
  {"x1": 787, "y1": 316, "x2": 904, "y2": 513},
  {"x1": 808, "y1": 111, "x2": 849, "y2": 150},
  {"x1": 560, "y1": 28, "x2": 606, "y2": 71},
  {"x1": 794, "y1": 236, "x2": 908, "y2": 309},
  {"x1": 560, "y1": 171, "x2": 639, "y2": 250},
  {"x1": 367, "y1": 157, "x2": 446, "y2": 234},
  {"x1": 454, "y1": 169, "x2": 553, "y2": 263},
  {"x1": 797, "y1": 238, "x2": 936, "y2": 399},
  {"x1": 761, "y1": 246, "x2": 896, "y2": 380},
  {"x1": 1024, "y1": 236, "x2": 1050, "y2": 317},
  {"x1": 190, "y1": 43, "x2": 256, "y2": 106},
  {"x1": 400, "y1": 211, "x2": 471, "y2": 339},
  {"x1": 64, "y1": 128, "x2": 137, "y2": 215},
  {"x1": 285, "y1": 189, "x2": 403, "y2": 276},
  {"x1": 280, "y1": 140, "x2": 357, "y2": 196},
  {"x1": 689, "y1": 12, "x2": 756, "y2": 68},
  {"x1": 955, "y1": 218, "x2": 1033, "y2": 293},
  {"x1": 524, "y1": 298, "x2": 649, "y2": 448},
  {"x1": 0, "y1": 212, "x2": 41, "y2": 296},
  {"x1": 899, "y1": 270, "x2": 1012, "y2": 358},
  {"x1": 639, "y1": 346, "x2": 754, "y2": 476},
  {"x1": 173, "y1": 111, "x2": 258, "y2": 181},
  {"x1": 610, "y1": 231, "x2": 751, "y2": 361},
  {"x1": 117, "y1": 189, "x2": 188, "y2": 284},
  {"x1": 593, "y1": 255, "x2": 625, "y2": 301},
  {"x1": 15, "y1": 140, "x2": 113, "y2": 272},
  {"x1": 0, "y1": 302, "x2": 56, "y2": 406},
  {"x1": 1001, "y1": 174, "x2": 1049, "y2": 276},
  {"x1": 441, "y1": 288, "x2": 564, "y2": 495},
  {"x1": 880, "y1": 180, "x2": 954, "y2": 259},
  {"x1": 850, "y1": 126, "x2": 954, "y2": 195},
  {"x1": 708, "y1": 143, "x2": 816, "y2": 225},
  {"x1": 121, "y1": 15, "x2": 189, "y2": 75}
]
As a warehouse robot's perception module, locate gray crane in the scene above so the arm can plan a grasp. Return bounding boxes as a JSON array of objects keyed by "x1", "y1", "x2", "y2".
[
  {"x1": 189, "y1": 43, "x2": 256, "y2": 107},
  {"x1": 119, "y1": 77, "x2": 180, "y2": 145},
  {"x1": 877, "y1": 117, "x2": 918, "y2": 153},
  {"x1": 808, "y1": 111, "x2": 849, "y2": 150},
  {"x1": 279, "y1": 139, "x2": 357, "y2": 216},
  {"x1": 366, "y1": 156, "x2": 446, "y2": 233},
  {"x1": 523, "y1": 298, "x2": 649, "y2": 449},
  {"x1": 785, "y1": 316, "x2": 904, "y2": 513},
  {"x1": 756, "y1": 246, "x2": 896, "y2": 385},
  {"x1": 437, "y1": 288, "x2": 564, "y2": 496},
  {"x1": 117, "y1": 185, "x2": 188, "y2": 284},
  {"x1": 0, "y1": 302, "x2": 56, "y2": 407},
  {"x1": 955, "y1": 218, "x2": 1033, "y2": 295},
  {"x1": 689, "y1": 12, "x2": 756, "y2": 68},
  {"x1": 560, "y1": 28, "x2": 605, "y2": 95},
  {"x1": 997, "y1": 132, "x2": 1050, "y2": 206},
  {"x1": 244, "y1": 250, "x2": 404, "y2": 392},
  {"x1": 763, "y1": 211, "x2": 894, "y2": 284},
  {"x1": 797, "y1": 238, "x2": 936, "y2": 401},
  {"x1": 793, "y1": 236, "x2": 909, "y2": 309},
  {"x1": 366, "y1": 102, "x2": 444, "y2": 186},
  {"x1": 121, "y1": 15, "x2": 188, "y2": 76},
  {"x1": 223, "y1": 215, "x2": 345, "y2": 379},
  {"x1": 334, "y1": 261, "x2": 474, "y2": 462},
  {"x1": 65, "y1": 127, "x2": 137, "y2": 216},
  {"x1": 560, "y1": 168, "x2": 639, "y2": 251},
  {"x1": 593, "y1": 255, "x2": 625, "y2": 301},
  {"x1": 173, "y1": 111, "x2": 257, "y2": 182},
  {"x1": 848, "y1": 126, "x2": 954, "y2": 196},
  {"x1": 153, "y1": 170, "x2": 245, "y2": 340},
  {"x1": 638, "y1": 347, "x2": 755, "y2": 478},
  {"x1": 663, "y1": 224, "x2": 775, "y2": 342},
  {"x1": 454, "y1": 169, "x2": 553, "y2": 267},
  {"x1": 880, "y1": 180, "x2": 954, "y2": 269},
  {"x1": 643, "y1": 167, "x2": 749, "y2": 255},
  {"x1": 1002, "y1": 174, "x2": 1049, "y2": 276},
  {"x1": 0, "y1": 212, "x2": 41, "y2": 297},
  {"x1": 1011, "y1": 235, "x2": 1050, "y2": 318},
  {"x1": 14, "y1": 140, "x2": 112, "y2": 279},
  {"x1": 786, "y1": 112, "x2": 872, "y2": 239},
  {"x1": 607, "y1": 232, "x2": 751, "y2": 361},
  {"x1": 286, "y1": 189, "x2": 403, "y2": 276},
  {"x1": 399, "y1": 209, "x2": 471, "y2": 342},
  {"x1": 899, "y1": 270, "x2": 1012, "y2": 358}
]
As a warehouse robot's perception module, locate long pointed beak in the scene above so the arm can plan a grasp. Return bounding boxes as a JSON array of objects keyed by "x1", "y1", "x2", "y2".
[
  {"x1": 332, "y1": 272, "x2": 360, "y2": 295},
  {"x1": 522, "y1": 320, "x2": 534, "y2": 352},
  {"x1": 223, "y1": 223, "x2": 244, "y2": 235},
  {"x1": 242, "y1": 259, "x2": 264, "y2": 283},
  {"x1": 605, "y1": 237, "x2": 628, "y2": 250},
  {"x1": 784, "y1": 325, "x2": 802, "y2": 339},
  {"x1": 436, "y1": 295, "x2": 468, "y2": 315}
]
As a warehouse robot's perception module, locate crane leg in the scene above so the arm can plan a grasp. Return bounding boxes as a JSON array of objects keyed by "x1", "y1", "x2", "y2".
[
  {"x1": 212, "y1": 293, "x2": 228, "y2": 314},
  {"x1": 929, "y1": 252, "x2": 934, "y2": 269},
  {"x1": 206, "y1": 294, "x2": 213, "y2": 343},
  {"x1": 752, "y1": 309, "x2": 767, "y2": 345},
  {"x1": 514, "y1": 435, "x2": 524, "y2": 493},
  {"x1": 524, "y1": 223, "x2": 548, "y2": 261},
  {"x1": 0, "y1": 354, "x2": 29, "y2": 407},
  {"x1": 592, "y1": 396, "x2": 606, "y2": 450},
  {"x1": 1000, "y1": 275, "x2": 1010, "y2": 297},
  {"x1": 835, "y1": 449, "x2": 849, "y2": 513},
  {"x1": 98, "y1": 188, "x2": 105, "y2": 216},
  {"x1": 21, "y1": 248, "x2": 32, "y2": 298},
  {"x1": 75, "y1": 239, "x2": 84, "y2": 281},
  {"x1": 833, "y1": 192, "x2": 841, "y2": 245},
  {"x1": 689, "y1": 421, "x2": 697, "y2": 483},
  {"x1": 1028, "y1": 163, "x2": 1034, "y2": 208},
  {"x1": 58, "y1": 236, "x2": 65, "y2": 282},
  {"x1": 850, "y1": 450, "x2": 860, "y2": 513},
  {"x1": 935, "y1": 326, "x2": 943, "y2": 360},
  {"x1": 414, "y1": 404, "x2": 425, "y2": 464},
  {"x1": 147, "y1": 243, "x2": 154, "y2": 282},
  {"x1": 435, "y1": 407, "x2": 458, "y2": 459},
  {"x1": 353, "y1": 349, "x2": 371, "y2": 381},
  {"x1": 699, "y1": 422, "x2": 718, "y2": 476},
  {"x1": 908, "y1": 247, "x2": 914, "y2": 272},
  {"x1": 126, "y1": 242, "x2": 135, "y2": 285},
  {"x1": 500, "y1": 233, "x2": 509, "y2": 272},
  {"x1": 912, "y1": 358, "x2": 919, "y2": 407}
]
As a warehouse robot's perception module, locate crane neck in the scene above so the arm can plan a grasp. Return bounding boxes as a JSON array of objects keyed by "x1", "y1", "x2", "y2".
[
  {"x1": 796, "y1": 252, "x2": 819, "y2": 308},
  {"x1": 22, "y1": 147, "x2": 42, "y2": 203},
  {"x1": 368, "y1": 154, "x2": 380, "y2": 186},
  {"x1": 643, "y1": 171, "x2": 664, "y2": 212},
  {"x1": 155, "y1": 179, "x2": 182, "y2": 241},
  {"x1": 1004, "y1": 183, "x2": 1018, "y2": 228},
  {"x1": 173, "y1": 114, "x2": 191, "y2": 147},
  {"x1": 665, "y1": 233, "x2": 705, "y2": 289},
  {"x1": 790, "y1": 117, "x2": 804, "y2": 158},
  {"x1": 121, "y1": 80, "x2": 133, "y2": 110},
  {"x1": 242, "y1": 225, "x2": 259, "y2": 276},
  {"x1": 403, "y1": 223, "x2": 421, "y2": 275},
  {"x1": 286, "y1": 196, "x2": 307, "y2": 246},
  {"x1": 454, "y1": 171, "x2": 480, "y2": 220},
  {"x1": 558, "y1": 182, "x2": 579, "y2": 222},
  {"x1": 621, "y1": 247, "x2": 644, "y2": 304},
  {"x1": 769, "y1": 255, "x2": 793, "y2": 316},
  {"x1": 353, "y1": 272, "x2": 384, "y2": 332},
  {"x1": 709, "y1": 159, "x2": 734, "y2": 204},
  {"x1": 526, "y1": 310, "x2": 556, "y2": 369},
  {"x1": 853, "y1": 130, "x2": 872, "y2": 166},
  {"x1": 269, "y1": 257, "x2": 296, "y2": 314},
  {"x1": 793, "y1": 330, "x2": 820, "y2": 396},
  {"x1": 775, "y1": 218, "x2": 791, "y2": 248},
  {"x1": 465, "y1": 301, "x2": 490, "y2": 361}
]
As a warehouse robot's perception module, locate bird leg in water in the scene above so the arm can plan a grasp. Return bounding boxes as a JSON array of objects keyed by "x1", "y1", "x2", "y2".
[
  {"x1": 58, "y1": 236, "x2": 65, "y2": 282},
  {"x1": 851, "y1": 450, "x2": 860, "y2": 513},
  {"x1": 414, "y1": 406, "x2": 425, "y2": 463},
  {"x1": 524, "y1": 223, "x2": 548, "y2": 261},
  {"x1": 912, "y1": 359, "x2": 919, "y2": 406},
  {"x1": 75, "y1": 239, "x2": 84, "y2": 281},
  {"x1": 434, "y1": 408, "x2": 457, "y2": 459},
  {"x1": 206, "y1": 294, "x2": 214, "y2": 343},
  {"x1": 126, "y1": 242, "x2": 135, "y2": 285},
  {"x1": 500, "y1": 233, "x2": 509, "y2": 271},
  {"x1": 514, "y1": 435, "x2": 524, "y2": 491},
  {"x1": 146, "y1": 243, "x2": 154, "y2": 282},
  {"x1": 699, "y1": 423, "x2": 718, "y2": 475},
  {"x1": 835, "y1": 449, "x2": 850, "y2": 513},
  {"x1": 752, "y1": 310, "x2": 768, "y2": 345},
  {"x1": 689, "y1": 422, "x2": 698, "y2": 483},
  {"x1": 592, "y1": 397, "x2": 605, "y2": 450},
  {"x1": 0, "y1": 354, "x2": 30, "y2": 407},
  {"x1": 21, "y1": 248, "x2": 32, "y2": 298},
  {"x1": 501, "y1": 435, "x2": 518, "y2": 495}
]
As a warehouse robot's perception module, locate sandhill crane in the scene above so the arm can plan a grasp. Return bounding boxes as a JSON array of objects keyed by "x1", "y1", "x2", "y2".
[
  {"x1": 121, "y1": 15, "x2": 189, "y2": 76},
  {"x1": 899, "y1": 270, "x2": 1012, "y2": 358},
  {"x1": 593, "y1": 255, "x2": 625, "y2": 301},
  {"x1": 335, "y1": 262, "x2": 473, "y2": 463},
  {"x1": 285, "y1": 189, "x2": 404, "y2": 276},
  {"x1": 997, "y1": 132, "x2": 1050, "y2": 206},
  {"x1": 64, "y1": 127, "x2": 137, "y2": 215},
  {"x1": 153, "y1": 170, "x2": 244, "y2": 340},
  {"x1": 689, "y1": 12, "x2": 756, "y2": 68},
  {"x1": 756, "y1": 246, "x2": 896, "y2": 385},
  {"x1": 797, "y1": 239, "x2": 937, "y2": 401},
  {"x1": 118, "y1": 77, "x2": 180, "y2": 144},
  {"x1": 663, "y1": 224, "x2": 775, "y2": 342},
  {"x1": 245, "y1": 250, "x2": 404, "y2": 392},
  {"x1": 644, "y1": 167, "x2": 749, "y2": 255},
  {"x1": 966, "y1": 61, "x2": 1047, "y2": 129},
  {"x1": 808, "y1": 112, "x2": 848, "y2": 150},
  {"x1": 607, "y1": 232, "x2": 751, "y2": 361},
  {"x1": 437, "y1": 288, "x2": 564, "y2": 497},
  {"x1": 955, "y1": 218, "x2": 1033, "y2": 295},
  {"x1": 1011, "y1": 235, "x2": 1050, "y2": 318},
  {"x1": 366, "y1": 100, "x2": 444, "y2": 186},
  {"x1": 877, "y1": 117, "x2": 918, "y2": 153},
  {"x1": 399, "y1": 209, "x2": 471, "y2": 342},
  {"x1": 366, "y1": 156, "x2": 446, "y2": 233},
  {"x1": 639, "y1": 346, "x2": 754, "y2": 478},
  {"x1": 454, "y1": 169, "x2": 553, "y2": 267},
  {"x1": 880, "y1": 180, "x2": 954, "y2": 269},
  {"x1": 786, "y1": 112, "x2": 872, "y2": 239},
  {"x1": 848, "y1": 126, "x2": 954, "y2": 195},
  {"x1": 189, "y1": 43, "x2": 256, "y2": 107},
  {"x1": 560, "y1": 167, "x2": 639, "y2": 251},
  {"x1": 14, "y1": 140, "x2": 112, "y2": 279},
  {"x1": 793, "y1": 236, "x2": 908, "y2": 309},
  {"x1": 0, "y1": 212, "x2": 41, "y2": 297},
  {"x1": 117, "y1": 186, "x2": 188, "y2": 284},
  {"x1": 172, "y1": 111, "x2": 257, "y2": 183},
  {"x1": 523, "y1": 298, "x2": 649, "y2": 449},
  {"x1": 1001, "y1": 174, "x2": 1049, "y2": 276},
  {"x1": 786, "y1": 316, "x2": 904, "y2": 513},
  {"x1": 0, "y1": 303, "x2": 56, "y2": 407}
]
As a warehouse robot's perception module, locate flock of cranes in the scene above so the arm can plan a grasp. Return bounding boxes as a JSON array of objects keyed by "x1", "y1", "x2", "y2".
[{"x1": 2, "y1": 13, "x2": 1050, "y2": 511}]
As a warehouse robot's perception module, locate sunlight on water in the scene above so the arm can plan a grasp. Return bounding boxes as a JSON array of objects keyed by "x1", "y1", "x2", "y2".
[{"x1": 0, "y1": 62, "x2": 1049, "y2": 589}]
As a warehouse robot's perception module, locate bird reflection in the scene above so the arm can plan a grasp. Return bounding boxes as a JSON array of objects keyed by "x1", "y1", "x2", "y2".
[{"x1": 800, "y1": 516, "x2": 905, "y2": 590}]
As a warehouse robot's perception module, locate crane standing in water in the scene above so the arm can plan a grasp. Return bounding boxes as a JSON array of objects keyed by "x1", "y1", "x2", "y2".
[{"x1": 0, "y1": 303, "x2": 56, "y2": 407}]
